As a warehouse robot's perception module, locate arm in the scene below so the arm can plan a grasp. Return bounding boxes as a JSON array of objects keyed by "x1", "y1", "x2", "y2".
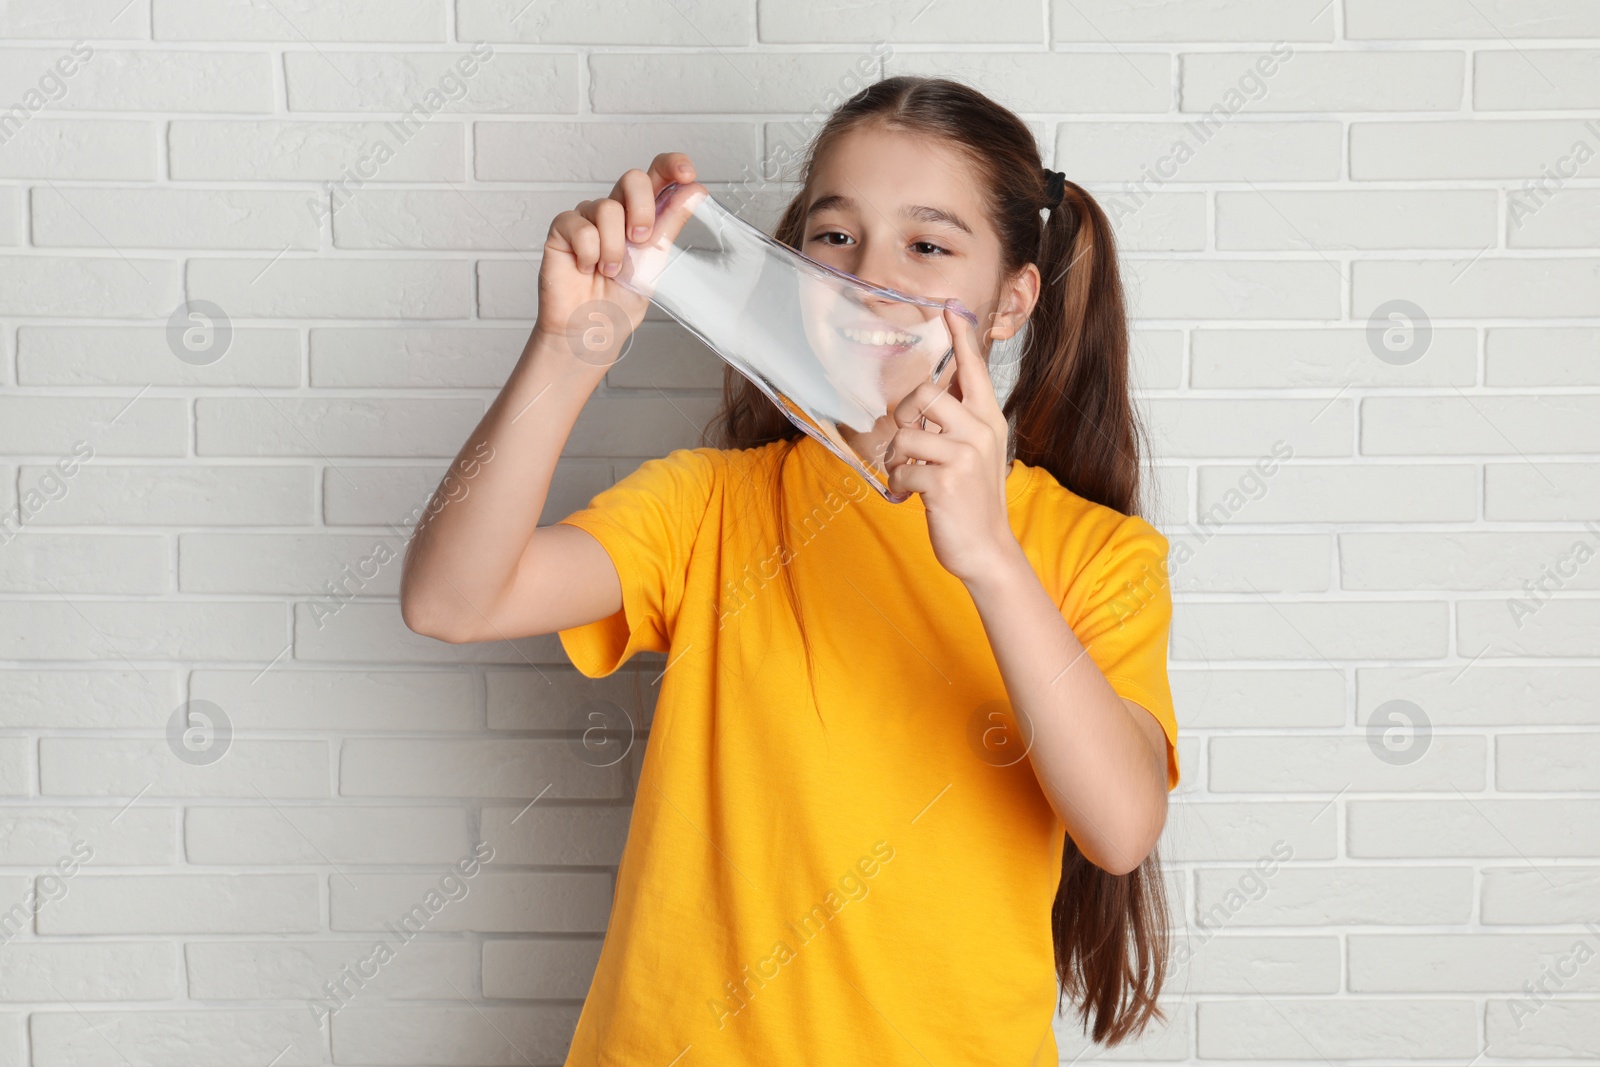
[
  {"x1": 400, "y1": 153, "x2": 701, "y2": 643},
  {"x1": 963, "y1": 541, "x2": 1169, "y2": 875}
]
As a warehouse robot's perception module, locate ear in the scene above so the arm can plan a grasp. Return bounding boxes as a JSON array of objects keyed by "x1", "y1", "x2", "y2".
[{"x1": 986, "y1": 262, "x2": 1041, "y2": 343}]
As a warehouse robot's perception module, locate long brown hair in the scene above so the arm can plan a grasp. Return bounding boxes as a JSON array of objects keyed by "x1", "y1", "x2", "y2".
[{"x1": 701, "y1": 75, "x2": 1169, "y2": 1045}]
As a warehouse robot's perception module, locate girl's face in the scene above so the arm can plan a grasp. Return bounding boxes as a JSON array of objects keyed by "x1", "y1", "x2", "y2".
[{"x1": 794, "y1": 123, "x2": 1040, "y2": 468}]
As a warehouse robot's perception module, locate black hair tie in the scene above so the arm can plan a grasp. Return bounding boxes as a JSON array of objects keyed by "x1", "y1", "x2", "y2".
[{"x1": 1043, "y1": 168, "x2": 1066, "y2": 209}]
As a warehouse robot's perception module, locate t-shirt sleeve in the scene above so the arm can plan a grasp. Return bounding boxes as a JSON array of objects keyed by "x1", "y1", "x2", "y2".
[
  {"x1": 1065, "y1": 514, "x2": 1180, "y2": 791},
  {"x1": 553, "y1": 446, "x2": 722, "y2": 678}
]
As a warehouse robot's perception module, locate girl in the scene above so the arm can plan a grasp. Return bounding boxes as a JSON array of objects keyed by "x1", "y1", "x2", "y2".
[{"x1": 401, "y1": 76, "x2": 1178, "y2": 1065}]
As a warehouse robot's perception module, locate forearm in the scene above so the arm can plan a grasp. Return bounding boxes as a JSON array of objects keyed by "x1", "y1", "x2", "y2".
[
  {"x1": 963, "y1": 538, "x2": 1169, "y2": 874},
  {"x1": 399, "y1": 329, "x2": 607, "y2": 635}
]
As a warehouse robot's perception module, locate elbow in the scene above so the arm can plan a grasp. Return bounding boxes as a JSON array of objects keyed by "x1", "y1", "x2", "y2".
[
  {"x1": 400, "y1": 588, "x2": 476, "y2": 644},
  {"x1": 1081, "y1": 799, "x2": 1167, "y2": 877}
]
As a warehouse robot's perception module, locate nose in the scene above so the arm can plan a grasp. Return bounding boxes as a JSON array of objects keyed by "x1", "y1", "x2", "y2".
[{"x1": 849, "y1": 229, "x2": 912, "y2": 297}]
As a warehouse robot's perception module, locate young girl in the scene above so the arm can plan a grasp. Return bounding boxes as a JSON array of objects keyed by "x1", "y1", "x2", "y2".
[{"x1": 401, "y1": 76, "x2": 1178, "y2": 1065}]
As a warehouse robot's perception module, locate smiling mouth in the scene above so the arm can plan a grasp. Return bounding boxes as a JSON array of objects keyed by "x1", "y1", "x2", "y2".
[{"x1": 838, "y1": 325, "x2": 920, "y2": 349}]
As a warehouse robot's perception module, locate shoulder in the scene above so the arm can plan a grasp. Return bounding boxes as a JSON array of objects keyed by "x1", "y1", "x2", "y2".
[{"x1": 1014, "y1": 463, "x2": 1169, "y2": 598}]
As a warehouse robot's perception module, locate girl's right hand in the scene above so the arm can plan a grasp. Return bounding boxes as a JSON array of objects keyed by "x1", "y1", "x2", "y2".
[{"x1": 533, "y1": 152, "x2": 702, "y2": 365}]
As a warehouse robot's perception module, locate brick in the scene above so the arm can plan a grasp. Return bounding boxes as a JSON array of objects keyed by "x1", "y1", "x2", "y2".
[
  {"x1": 37, "y1": 874, "x2": 320, "y2": 934},
  {"x1": 1146, "y1": 398, "x2": 1351, "y2": 457},
  {"x1": 187, "y1": 257, "x2": 472, "y2": 319},
  {"x1": 0, "y1": 534, "x2": 166, "y2": 594},
  {"x1": 0, "y1": 3, "x2": 149, "y2": 37},
  {"x1": 153, "y1": 0, "x2": 446, "y2": 41},
  {"x1": 1198, "y1": 999, "x2": 1477, "y2": 1059},
  {"x1": 340, "y1": 739, "x2": 625, "y2": 800},
  {"x1": 0, "y1": 396, "x2": 187, "y2": 456},
  {"x1": 1342, "y1": 531, "x2": 1600, "y2": 590},
  {"x1": 29, "y1": 1009, "x2": 321, "y2": 1066},
  {"x1": 180, "y1": 533, "x2": 403, "y2": 595},
  {"x1": 1053, "y1": 0, "x2": 1333, "y2": 41},
  {"x1": 190, "y1": 670, "x2": 478, "y2": 732},
  {"x1": 1486, "y1": 999, "x2": 1600, "y2": 1058},
  {"x1": 329, "y1": 871, "x2": 612, "y2": 932},
  {"x1": 0, "y1": 942, "x2": 179, "y2": 1001},
  {"x1": 1162, "y1": 802, "x2": 1335, "y2": 862},
  {"x1": 1487, "y1": 462, "x2": 1600, "y2": 521},
  {"x1": 286, "y1": 50, "x2": 576, "y2": 113},
  {"x1": 1347, "y1": 0, "x2": 1600, "y2": 38},
  {"x1": 0, "y1": 671, "x2": 179, "y2": 729},
  {"x1": 1191, "y1": 326, "x2": 1477, "y2": 387},
  {"x1": 1364, "y1": 395, "x2": 1600, "y2": 454},
  {"x1": 1359, "y1": 665, "x2": 1600, "y2": 726},
  {"x1": 0, "y1": 739, "x2": 29, "y2": 796},
  {"x1": 1185, "y1": 51, "x2": 1463, "y2": 111},
  {"x1": 474, "y1": 121, "x2": 758, "y2": 182},
  {"x1": 185, "y1": 940, "x2": 476, "y2": 999},
  {"x1": 1352, "y1": 119, "x2": 1600, "y2": 179},
  {"x1": 0, "y1": 121, "x2": 158, "y2": 180},
  {"x1": 16, "y1": 326, "x2": 301, "y2": 386},
  {"x1": 481, "y1": 939, "x2": 601, "y2": 999},
  {"x1": 33, "y1": 187, "x2": 316, "y2": 250},
  {"x1": 40, "y1": 739, "x2": 328, "y2": 798},
  {"x1": 0, "y1": 806, "x2": 174, "y2": 865},
  {"x1": 485, "y1": 667, "x2": 655, "y2": 731},
  {"x1": 0, "y1": 48, "x2": 272, "y2": 112},
  {"x1": 884, "y1": 52, "x2": 1170, "y2": 112},
  {"x1": 762, "y1": 0, "x2": 1040, "y2": 43},
  {"x1": 1488, "y1": 328, "x2": 1600, "y2": 386},
  {"x1": 1477, "y1": 48, "x2": 1600, "y2": 110},
  {"x1": 1351, "y1": 934, "x2": 1600, "y2": 992},
  {"x1": 1196, "y1": 463, "x2": 1477, "y2": 524},
  {"x1": 1209, "y1": 736, "x2": 1486, "y2": 792},
  {"x1": 458, "y1": 0, "x2": 751, "y2": 45},
  {"x1": 1460, "y1": 597, "x2": 1600, "y2": 657},
  {"x1": 1483, "y1": 867, "x2": 1600, "y2": 924},
  {"x1": 197, "y1": 397, "x2": 481, "y2": 459},
  {"x1": 0, "y1": 602, "x2": 288, "y2": 661},
  {"x1": 1125, "y1": 258, "x2": 1341, "y2": 319},
  {"x1": 1167, "y1": 533, "x2": 1331, "y2": 593},
  {"x1": 1350, "y1": 800, "x2": 1600, "y2": 857},
  {"x1": 0, "y1": 255, "x2": 181, "y2": 317},
  {"x1": 309, "y1": 327, "x2": 522, "y2": 388},
  {"x1": 1171, "y1": 935, "x2": 1339, "y2": 994},
  {"x1": 185, "y1": 805, "x2": 471, "y2": 864},
  {"x1": 295, "y1": 602, "x2": 559, "y2": 665},
  {"x1": 1170, "y1": 601, "x2": 1449, "y2": 660},
  {"x1": 1216, "y1": 190, "x2": 1494, "y2": 250},
  {"x1": 590, "y1": 52, "x2": 905, "y2": 113},
  {"x1": 1170, "y1": 667, "x2": 1346, "y2": 729},
  {"x1": 330, "y1": 1006, "x2": 581, "y2": 1065},
  {"x1": 1058, "y1": 121, "x2": 1342, "y2": 183},
  {"x1": 170, "y1": 121, "x2": 464, "y2": 182},
  {"x1": 1498, "y1": 734, "x2": 1600, "y2": 791},
  {"x1": 332, "y1": 190, "x2": 576, "y2": 250},
  {"x1": 481, "y1": 803, "x2": 630, "y2": 866},
  {"x1": 1509, "y1": 189, "x2": 1600, "y2": 250},
  {"x1": 20, "y1": 464, "x2": 313, "y2": 526},
  {"x1": 1194, "y1": 866, "x2": 1474, "y2": 925}
]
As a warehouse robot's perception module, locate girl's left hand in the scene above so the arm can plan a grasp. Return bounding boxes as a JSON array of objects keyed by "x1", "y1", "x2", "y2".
[{"x1": 886, "y1": 301, "x2": 1019, "y2": 584}]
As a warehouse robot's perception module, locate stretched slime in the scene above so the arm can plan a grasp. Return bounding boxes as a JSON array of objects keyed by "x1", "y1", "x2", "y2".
[{"x1": 615, "y1": 181, "x2": 977, "y2": 503}]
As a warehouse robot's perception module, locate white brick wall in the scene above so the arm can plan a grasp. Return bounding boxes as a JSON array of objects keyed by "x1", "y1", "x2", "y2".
[{"x1": 0, "y1": 2, "x2": 1597, "y2": 1064}]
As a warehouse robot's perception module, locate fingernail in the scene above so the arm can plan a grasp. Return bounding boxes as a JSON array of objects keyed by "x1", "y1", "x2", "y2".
[
  {"x1": 602, "y1": 262, "x2": 619, "y2": 276},
  {"x1": 631, "y1": 226, "x2": 648, "y2": 240}
]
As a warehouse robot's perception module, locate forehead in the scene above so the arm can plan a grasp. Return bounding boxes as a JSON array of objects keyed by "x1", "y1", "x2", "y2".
[{"x1": 804, "y1": 123, "x2": 990, "y2": 233}]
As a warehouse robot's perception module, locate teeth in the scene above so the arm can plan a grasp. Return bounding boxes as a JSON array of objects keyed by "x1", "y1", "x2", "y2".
[{"x1": 841, "y1": 326, "x2": 917, "y2": 346}]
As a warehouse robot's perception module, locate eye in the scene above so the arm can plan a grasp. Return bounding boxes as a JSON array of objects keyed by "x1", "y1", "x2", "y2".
[
  {"x1": 911, "y1": 240, "x2": 949, "y2": 257},
  {"x1": 811, "y1": 230, "x2": 854, "y2": 247}
]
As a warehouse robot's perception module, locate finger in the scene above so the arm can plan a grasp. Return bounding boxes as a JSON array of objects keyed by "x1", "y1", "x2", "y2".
[
  {"x1": 944, "y1": 301, "x2": 999, "y2": 412},
  {"x1": 647, "y1": 152, "x2": 697, "y2": 192},
  {"x1": 548, "y1": 209, "x2": 601, "y2": 273},
  {"x1": 590, "y1": 196, "x2": 627, "y2": 277},
  {"x1": 885, "y1": 424, "x2": 962, "y2": 472},
  {"x1": 885, "y1": 453, "x2": 941, "y2": 499},
  {"x1": 892, "y1": 379, "x2": 980, "y2": 440},
  {"x1": 612, "y1": 167, "x2": 656, "y2": 244}
]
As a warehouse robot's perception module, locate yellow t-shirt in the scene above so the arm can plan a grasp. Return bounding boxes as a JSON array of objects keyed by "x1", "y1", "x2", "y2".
[{"x1": 555, "y1": 432, "x2": 1178, "y2": 1066}]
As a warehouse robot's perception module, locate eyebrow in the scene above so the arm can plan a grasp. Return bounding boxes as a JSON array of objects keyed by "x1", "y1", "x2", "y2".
[{"x1": 805, "y1": 193, "x2": 973, "y2": 237}]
